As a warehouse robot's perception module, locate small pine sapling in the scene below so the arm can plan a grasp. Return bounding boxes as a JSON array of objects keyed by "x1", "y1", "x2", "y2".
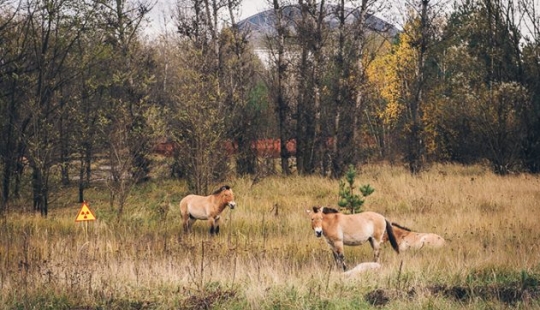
[{"x1": 337, "y1": 165, "x2": 375, "y2": 214}]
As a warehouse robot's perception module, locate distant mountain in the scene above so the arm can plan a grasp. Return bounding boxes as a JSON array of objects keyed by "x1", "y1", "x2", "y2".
[{"x1": 237, "y1": 4, "x2": 398, "y2": 44}]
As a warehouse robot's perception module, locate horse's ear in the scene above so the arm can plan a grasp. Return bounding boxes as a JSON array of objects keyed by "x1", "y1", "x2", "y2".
[{"x1": 312, "y1": 206, "x2": 320, "y2": 213}]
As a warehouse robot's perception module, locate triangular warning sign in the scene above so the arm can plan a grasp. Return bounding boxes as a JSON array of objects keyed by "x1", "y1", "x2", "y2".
[{"x1": 75, "y1": 201, "x2": 96, "y2": 222}]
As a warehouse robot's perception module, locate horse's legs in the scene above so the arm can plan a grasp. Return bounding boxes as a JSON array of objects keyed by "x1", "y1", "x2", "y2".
[
  {"x1": 369, "y1": 237, "x2": 381, "y2": 263},
  {"x1": 184, "y1": 217, "x2": 195, "y2": 233},
  {"x1": 182, "y1": 215, "x2": 190, "y2": 233},
  {"x1": 332, "y1": 252, "x2": 347, "y2": 271},
  {"x1": 208, "y1": 217, "x2": 220, "y2": 235},
  {"x1": 331, "y1": 242, "x2": 347, "y2": 271},
  {"x1": 214, "y1": 216, "x2": 220, "y2": 235}
]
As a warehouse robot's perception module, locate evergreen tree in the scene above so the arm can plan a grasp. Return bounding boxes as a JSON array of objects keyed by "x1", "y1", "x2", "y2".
[{"x1": 337, "y1": 165, "x2": 374, "y2": 214}]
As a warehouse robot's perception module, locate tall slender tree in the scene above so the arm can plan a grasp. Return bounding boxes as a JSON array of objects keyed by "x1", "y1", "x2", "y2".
[
  {"x1": 328, "y1": 0, "x2": 382, "y2": 177},
  {"x1": 0, "y1": 2, "x2": 26, "y2": 214},
  {"x1": 268, "y1": 0, "x2": 293, "y2": 175},
  {"x1": 295, "y1": 0, "x2": 327, "y2": 175}
]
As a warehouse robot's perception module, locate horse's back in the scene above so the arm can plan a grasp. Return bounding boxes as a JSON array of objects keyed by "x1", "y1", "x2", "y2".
[
  {"x1": 343, "y1": 211, "x2": 386, "y2": 222},
  {"x1": 361, "y1": 211, "x2": 387, "y2": 222},
  {"x1": 179, "y1": 194, "x2": 196, "y2": 209},
  {"x1": 181, "y1": 193, "x2": 210, "y2": 204},
  {"x1": 403, "y1": 232, "x2": 445, "y2": 250},
  {"x1": 344, "y1": 211, "x2": 387, "y2": 230},
  {"x1": 421, "y1": 233, "x2": 445, "y2": 248},
  {"x1": 180, "y1": 194, "x2": 210, "y2": 218}
]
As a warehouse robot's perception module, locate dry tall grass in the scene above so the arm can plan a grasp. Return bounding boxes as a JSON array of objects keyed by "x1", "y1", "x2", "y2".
[{"x1": 1, "y1": 164, "x2": 539, "y2": 309}]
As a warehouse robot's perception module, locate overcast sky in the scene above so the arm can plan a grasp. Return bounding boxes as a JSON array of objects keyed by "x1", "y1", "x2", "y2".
[
  {"x1": 237, "y1": 0, "x2": 269, "y2": 20},
  {"x1": 145, "y1": 0, "x2": 438, "y2": 37},
  {"x1": 147, "y1": 0, "x2": 269, "y2": 35}
]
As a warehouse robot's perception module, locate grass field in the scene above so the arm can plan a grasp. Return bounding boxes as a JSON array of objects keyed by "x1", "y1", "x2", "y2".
[{"x1": 1, "y1": 163, "x2": 539, "y2": 309}]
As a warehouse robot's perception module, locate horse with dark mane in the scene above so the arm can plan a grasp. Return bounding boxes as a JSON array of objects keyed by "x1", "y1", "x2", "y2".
[
  {"x1": 307, "y1": 206, "x2": 399, "y2": 271},
  {"x1": 180, "y1": 185, "x2": 236, "y2": 235},
  {"x1": 383, "y1": 222, "x2": 446, "y2": 251}
]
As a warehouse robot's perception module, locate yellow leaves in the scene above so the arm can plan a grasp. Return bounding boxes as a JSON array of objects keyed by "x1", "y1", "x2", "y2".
[
  {"x1": 366, "y1": 40, "x2": 406, "y2": 127},
  {"x1": 365, "y1": 21, "x2": 430, "y2": 131},
  {"x1": 382, "y1": 102, "x2": 404, "y2": 127}
]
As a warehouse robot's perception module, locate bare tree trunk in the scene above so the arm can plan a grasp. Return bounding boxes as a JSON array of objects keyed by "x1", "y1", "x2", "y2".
[
  {"x1": 273, "y1": 0, "x2": 291, "y2": 175},
  {"x1": 59, "y1": 96, "x2": 70, "y2": 186},
  {"x1": 309, "y1": 0, "x2": 326, "y2": 175},
  {"x1": 31, "y1": 165, "x2": 48, "y2": 217},
  {"x1": 296, "y1": 0, "x2": 325, "y2": 175},
  {"x1": 331, "y1": 0, "x2": 347, "y2": 178},
  {"x1": 351, "y1": 0, "x2": 369, "y2": 167},
  {"x1": 1, "y1": 81, "x2": 19, "y2": 214},
  {"x1": 78, "y1": 155, "x2": 85, "y2": 203},
  {"x1": 408, "y1": 0, "x2": 428, "y2": 174}
]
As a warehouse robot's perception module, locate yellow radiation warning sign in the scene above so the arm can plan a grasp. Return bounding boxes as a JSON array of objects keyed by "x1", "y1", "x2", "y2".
[{"x1": 75, "y1": 201, "x2": 96, "y2": 222}]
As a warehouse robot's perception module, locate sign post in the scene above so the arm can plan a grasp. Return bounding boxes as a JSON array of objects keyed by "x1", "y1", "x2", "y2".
[{"x1": 76, "y1": 201, "x2": 96, "y2": 238}]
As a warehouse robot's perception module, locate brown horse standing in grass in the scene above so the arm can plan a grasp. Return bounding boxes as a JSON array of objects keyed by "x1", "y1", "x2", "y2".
[
  {"x1": 180, "y1": 185, "x2": 236, "y2": 235},
  {"x1": 308, "y1": 206, "x2": 399, "y2": 271},
  {"x1": 383, "y1": 222, "x2": 446, "y2": 251}
]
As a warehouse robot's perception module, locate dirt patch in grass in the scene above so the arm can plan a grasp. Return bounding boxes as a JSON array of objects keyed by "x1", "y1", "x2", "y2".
[
  {"x1": 183, "y1": 288, "x2": 237, "y2": 309},
  {"x1": 365, "y1": 289, "x2": 392, "y2": 306},
  {"x1": 429, "y1": 283, "x2": 540, "y2": 305},
  {"x1": 365, "y1": 283, "x2": 539, "y2": 307},
  {"x1": 365, "y1": 288, "x2": 416, "y2": 307}
]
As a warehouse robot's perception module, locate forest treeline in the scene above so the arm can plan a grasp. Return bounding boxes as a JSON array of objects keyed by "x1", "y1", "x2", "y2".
[{"x1": 1, "y1": 0, "x2": 539, "y2": 217}]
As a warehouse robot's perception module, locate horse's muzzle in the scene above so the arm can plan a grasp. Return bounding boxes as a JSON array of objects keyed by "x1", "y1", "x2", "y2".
[
  {"x1": 229, "y1": 202, "x2": 236, "y2": 209},
  {"x1": 315, "y1": 230, "x2": 323, "y2": 238}
]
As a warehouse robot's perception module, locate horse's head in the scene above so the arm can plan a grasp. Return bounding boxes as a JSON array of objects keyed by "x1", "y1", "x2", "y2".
[
  {"x1": 215, "y1": 185, "x2": 236, "y2": 209},
  {"x1": 309, "y1": 206, "x2": 324, "y2": 238}
]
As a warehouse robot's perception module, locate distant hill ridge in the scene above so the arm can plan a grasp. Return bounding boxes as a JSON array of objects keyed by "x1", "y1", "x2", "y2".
[{"x1": 237, "y1": 4, "x2": 398, "y2": 44}]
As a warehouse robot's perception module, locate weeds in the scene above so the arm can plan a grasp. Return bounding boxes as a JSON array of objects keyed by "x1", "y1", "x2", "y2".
[{"x1": 0, "y1": 164, "x2": 539, "y2": 309}]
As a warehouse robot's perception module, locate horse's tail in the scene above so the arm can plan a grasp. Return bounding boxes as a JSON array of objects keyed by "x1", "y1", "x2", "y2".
[{"x1": 385, "y1": 220, "x2": 400, "y2": 254}]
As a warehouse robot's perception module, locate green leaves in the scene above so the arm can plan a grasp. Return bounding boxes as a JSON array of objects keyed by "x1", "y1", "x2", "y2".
[{"x1": 337, "y1": 165, "x2": 374, "y2": 214}]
